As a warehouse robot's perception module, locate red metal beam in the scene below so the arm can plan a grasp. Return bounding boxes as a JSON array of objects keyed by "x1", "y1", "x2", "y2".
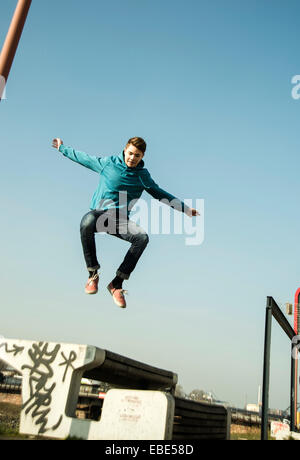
[
  {"x1": 294, "y1": 288, "x2": 300, "y2": 334},
  {"x1": 0, "y1": 0, "x2": 32, "y2": 100},
  {"x1": 294, "y1": 288, "x2": 300, "y2": 430}
]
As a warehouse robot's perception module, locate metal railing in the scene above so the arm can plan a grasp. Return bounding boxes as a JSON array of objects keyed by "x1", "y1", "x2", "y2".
[{"x1": 261, "y1": 296, "x2": 296, "y2": 440}]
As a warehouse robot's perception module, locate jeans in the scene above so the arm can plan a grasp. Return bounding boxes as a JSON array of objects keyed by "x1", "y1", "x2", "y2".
[{"x1": 80, "y1": 209, "x2": 149, "y2": 280}]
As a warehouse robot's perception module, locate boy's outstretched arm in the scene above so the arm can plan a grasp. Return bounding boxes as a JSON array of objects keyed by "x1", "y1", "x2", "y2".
[
  {"x1": 51, "y1": 137, "x2": 108, "y2": 173},
  {"x1": 141, "y1": 173, "x2": 200, "y2": 217}
]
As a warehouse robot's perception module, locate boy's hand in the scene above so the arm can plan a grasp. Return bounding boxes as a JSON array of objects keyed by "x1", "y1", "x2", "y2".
[
  {"x1": 186, "y1": 208, "x2": 200, "y2": 217},
  {"x1": 52, "y1": 138, "x2": 63, "y2": 150}
]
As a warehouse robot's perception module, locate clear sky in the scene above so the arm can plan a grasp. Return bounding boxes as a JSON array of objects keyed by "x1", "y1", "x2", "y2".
[{"x1": 1, "y1": 0, "x2": 300, "y2": 410}]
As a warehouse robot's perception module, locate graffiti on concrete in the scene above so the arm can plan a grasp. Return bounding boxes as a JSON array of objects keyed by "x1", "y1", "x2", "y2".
[
  {"x1": 0, "y1": 342, "x2": 24, "y2": 356},
  {"x1": 21, "y1": 342, "x2": 78, "y2": 434},
  {"x1": 21, "y1": 342, "x2": 62, "y2": 434},
  {"x1": 59, "y1": 351, "x2": 77, "y2": 383}
]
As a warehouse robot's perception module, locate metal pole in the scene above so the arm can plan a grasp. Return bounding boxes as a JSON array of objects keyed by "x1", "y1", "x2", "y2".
[
  {"x1": 0, "y1": 0, "x2": 32, "y2": 100},
  {"x1": 295, "y1": 356, "x2": 298, "y2": 430},
  {"x1": 294, "y1": 290, "x2": 300, "y2": 431},
  {"x1": 291, "y1": 343, "x2": 296, "y2": 432},
  {"x1": 261, "y1": 297, "x2": 273, "y2": 440}
]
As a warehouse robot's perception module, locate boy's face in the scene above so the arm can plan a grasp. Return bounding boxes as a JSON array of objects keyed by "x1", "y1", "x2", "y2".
[{"x1": 124, "y1": 143, "x2": 144, "y2": 168}]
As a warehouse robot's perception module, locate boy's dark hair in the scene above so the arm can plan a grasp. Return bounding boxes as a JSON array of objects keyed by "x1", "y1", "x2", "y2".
[{"x1": 127, "y1": 137, "x2": 147, "y2": 154}]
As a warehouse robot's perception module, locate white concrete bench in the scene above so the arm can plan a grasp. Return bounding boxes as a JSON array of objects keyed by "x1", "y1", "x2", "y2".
[{"x1": 0, "y1": 338, "x2": 230, "y2": 440}]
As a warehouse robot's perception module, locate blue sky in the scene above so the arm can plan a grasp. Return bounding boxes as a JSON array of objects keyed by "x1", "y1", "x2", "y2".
[{"x1": 1, "y1": 0, "x2": 300, "y2": 410}]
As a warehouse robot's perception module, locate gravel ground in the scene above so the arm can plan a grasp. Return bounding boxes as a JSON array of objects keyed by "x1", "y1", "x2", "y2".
[{"x1": 0, "y1": 402, "x2": 21, "y2": 432}]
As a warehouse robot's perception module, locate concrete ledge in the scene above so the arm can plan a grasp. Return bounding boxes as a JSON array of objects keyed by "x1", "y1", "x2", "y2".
[
  {"x1": 0, "y1": 337, "x2": 229, "y2": 440},
  {"x1": 0, "y1": 338, "x2": 176, "y2": 439}
]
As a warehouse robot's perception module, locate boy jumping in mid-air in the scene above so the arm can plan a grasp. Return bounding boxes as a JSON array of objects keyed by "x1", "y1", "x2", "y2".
[{"x1": 52, "y1": 137, "x2": 199, "y2": 308}]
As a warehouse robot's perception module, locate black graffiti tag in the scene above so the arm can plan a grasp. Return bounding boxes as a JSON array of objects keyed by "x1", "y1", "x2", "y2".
[
  {"x1": 0, "y1": 342, "x2": 24, "y2": 356},
  {"x1": 21, "y1": 342, "x2": 63, "y2": 434},
  {"x1": 59, "y1": 351, "x2": 77, "y2": 383}
]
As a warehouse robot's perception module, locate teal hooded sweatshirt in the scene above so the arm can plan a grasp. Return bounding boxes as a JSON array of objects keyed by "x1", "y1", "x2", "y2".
[{"x1": 59, "y1": 145, "x2": 187, "y2": 215}]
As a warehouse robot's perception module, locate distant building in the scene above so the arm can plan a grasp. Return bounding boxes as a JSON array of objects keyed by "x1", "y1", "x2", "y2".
[{"x1": 246, "y1": 403, "x2": 260, "y2": 413}]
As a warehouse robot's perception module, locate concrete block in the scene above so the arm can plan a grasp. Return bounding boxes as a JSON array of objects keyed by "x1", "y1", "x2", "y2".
[
  {"x1": 95, "y1": 389, "x2": 175, "y2": 440},
  {"x1": 0, "y1": 338, "x2": 174, "y2": 440}
]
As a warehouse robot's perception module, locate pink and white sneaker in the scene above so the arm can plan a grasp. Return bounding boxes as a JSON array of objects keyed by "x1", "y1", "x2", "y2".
[
  {"x1": 85, "y1": 273, "x2": 99, "y2": 295},
  {"x1": 107, "y1": 282, "x2": 127, "y2": 308}
]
